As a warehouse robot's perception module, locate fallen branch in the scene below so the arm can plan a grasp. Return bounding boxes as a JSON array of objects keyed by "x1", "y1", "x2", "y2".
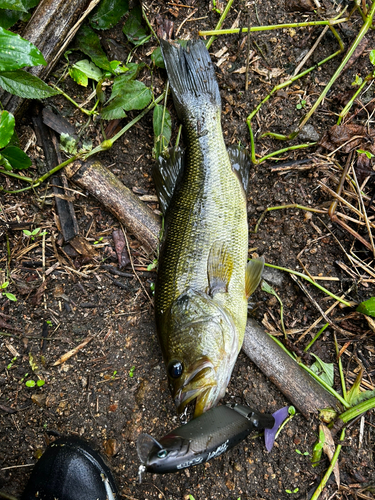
[
  {"x1": 243, "y1": 319, "x2": 344, "y2": 418},
  {"x1": 64, "y1": 160, "x2": 160, "y2": 253}
]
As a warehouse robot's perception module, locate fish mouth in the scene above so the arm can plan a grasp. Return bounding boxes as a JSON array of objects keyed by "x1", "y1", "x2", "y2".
[{"x1": 173, "y1": 359, "x2": 219, "y2": 417}]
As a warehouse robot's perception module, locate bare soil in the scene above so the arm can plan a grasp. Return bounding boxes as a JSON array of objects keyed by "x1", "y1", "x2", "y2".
[{"x1": 0, "y1": 1, "x2": 374, "y2": 499}]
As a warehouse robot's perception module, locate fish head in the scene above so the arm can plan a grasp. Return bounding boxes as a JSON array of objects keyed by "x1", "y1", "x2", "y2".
[{"x1": 163, "y1": 289, "x2": 239, "y2": 417}]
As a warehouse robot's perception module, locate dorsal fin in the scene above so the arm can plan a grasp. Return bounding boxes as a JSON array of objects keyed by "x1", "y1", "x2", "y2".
[
  {"x1": 152, "y1": 148, "x2": 185, "y2": 214},
  {"x1": 227, "y1": 144, "x2": 252, "y2": 194},
  {"x1": 245, "y1": 257, "x2": 265, "y2": 299},
  {"x1": 207, "y1": 241, "x2": 233, "y2": 296}
]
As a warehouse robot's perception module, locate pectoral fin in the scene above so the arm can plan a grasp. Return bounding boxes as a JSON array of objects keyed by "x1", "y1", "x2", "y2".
[
  {"x1": 152, "y1": 148, "x2": 185, "y2": 214},
  {"x1": 207, "y1": 241, "x2": 233, "y2": 296},
  {"x1": 245, "y1": 257, "x2": 265, "y2": 299}
]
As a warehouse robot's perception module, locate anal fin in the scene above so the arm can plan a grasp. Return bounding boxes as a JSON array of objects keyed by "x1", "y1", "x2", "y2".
[{"x1": 246, "y1": 257, "x2": 265, "y2": 299}]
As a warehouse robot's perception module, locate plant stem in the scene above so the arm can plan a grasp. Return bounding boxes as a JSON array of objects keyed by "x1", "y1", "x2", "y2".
[
  {"x1": 264, "y1": 263, "x2": 352, "y2": 307},
  {"x1": 51, "y1": 85, "x2": 98, "y2": 116},
  {"x1": 338, "y1": 396, "x2": 375, "y2": 423},
  {"x1": 205, "y1": 0, "x2": 235, "y2": 49},
  {"x1": 304, "y1": 323, "x2": 329, "y2": 352},
  {"x1": 199, "y1": 17, "x2": 349, "y2": 36},
  {"x1": 268, "y1": 1, "x2": 375, "y2": 140},
  {"x1": 310, "y1": 428, "x2": 345, "y2": 500}
]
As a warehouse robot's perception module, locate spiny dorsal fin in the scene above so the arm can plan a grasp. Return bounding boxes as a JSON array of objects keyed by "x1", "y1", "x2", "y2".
[
  {"x1": 207, "y1": 241, "x2": 233, "y2": 296},
  {"x1": 152, "y1": 148, "x2": 185, "y2": 215},
  {"x1": 227, "y1": 144, "x2": 252, "y2": 194},
  {"x1": 245, "y1": 257, "x2": 265, "y2": 299}
]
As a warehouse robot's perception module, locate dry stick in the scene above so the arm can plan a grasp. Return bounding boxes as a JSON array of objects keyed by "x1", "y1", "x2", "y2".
[
  {"x1": 121, "y1": 225, "x2": 153, "y2": 305},
  {"x1": 290, "y1": 275, "x2": 353, "y2": 338},
  {"x1": 293, "y1": 25, "x2": 329, "y2": 76},
  {"x1": 351, "y1": 164, "x2": 375, "y2": 258}
]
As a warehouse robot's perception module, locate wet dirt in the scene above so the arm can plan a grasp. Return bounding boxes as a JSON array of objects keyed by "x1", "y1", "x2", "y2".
[{"x1": 0, "y1": 1, "x2": 374, "y2": 499}]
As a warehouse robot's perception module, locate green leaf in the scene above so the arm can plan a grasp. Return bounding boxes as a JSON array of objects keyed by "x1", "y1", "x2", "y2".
[
  {"x1": 0, "y1": 69, "x2": 59, "y2": 98},
  {"x1": 356, "y1": 296, "x2": 375, "y2": 317},
  {"x1": 72, "y1": 59, "x2": 102, "y2": 82},
  {"x1": 101, "y1": 98, "x2": 127, "y2": 120},
  {"x1": 151, "y1": 46, "x2": 165, "y2": 68},
  {"x1": 36, "y1": 379, "x2": 45, "y2": 387},
  {"x1": 2, "y1": 145, "x2": 31, "y2": 169},
  {"x1": 69, "y1": 66, "x2": 88, "y2": 87},
  {"x1": 0, "y1": 280, "x2": 9, "y2": 289},
  {"x1": 25, "y1": 379, "x2": 36, "y2": 387},
  {"x1": 0, "y1": 0, "x2": 28, "y2": 12},
  {"x1": 370, "y1": 49, "x2": 375, "y2": 66},
  {"x1": 102, "y1": 80, "x2": 152, "y2": 120},
  {"x1": 60, "y1": 133, "x2": 78, "y2": 155},
  {"x1": 76, "y1": 25, "x2": 111, "y2": 71},
  {"x1": 0, "y1": 26, "x2": 46, "y2": 70},
  {"x1": 346, "y1": 367, "x2": 375, "y2": 405},
  {"x1": 122, "y1": 4, "x2": 149, "y2": 46},
  {"x1": 90, "y1": 0, "x2": 129, "y2": 30},
  {"x1": 111, "y1": 63, "x2": 144, "y2": 93},
  {"x1": 0, "y1": 9, "x2": 24, "y2": 29},
  {"x1": 0, "y1": 109, "x2": 14, "y2": 148},
  {"x1": 310, "y1": 353, "x2": 334, "y2": 387},
  {"x1": 153, "y1": 104, "x2": 171, "y2": 158}
]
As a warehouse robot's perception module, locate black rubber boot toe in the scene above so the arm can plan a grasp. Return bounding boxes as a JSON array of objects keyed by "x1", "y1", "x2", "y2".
[{"x1": 21, "y1": 436, "x2": 119, "y2": 500}]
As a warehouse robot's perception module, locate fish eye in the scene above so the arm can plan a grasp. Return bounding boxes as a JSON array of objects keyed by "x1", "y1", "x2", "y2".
[
  {"x1": 168, "y1": 360, "x2": 183, "y2": 379},
  {"x1": 157, "y1": 449, "x2": 168, "y2": 458}
]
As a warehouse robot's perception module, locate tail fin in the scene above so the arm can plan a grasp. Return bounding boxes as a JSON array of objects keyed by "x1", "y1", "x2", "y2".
[{"x1": 160, "y1": 40, "x2": 221, "y2": 121}]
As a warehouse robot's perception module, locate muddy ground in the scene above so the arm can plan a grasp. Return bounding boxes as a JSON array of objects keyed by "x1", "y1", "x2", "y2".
[{"x1": 0, "y1": 0, "x2": 374, "y2": 499}]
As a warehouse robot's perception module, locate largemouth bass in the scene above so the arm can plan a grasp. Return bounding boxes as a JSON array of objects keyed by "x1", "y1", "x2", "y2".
[{"x1": 153, "y1": 40, "x2": 264, "y2": 417}]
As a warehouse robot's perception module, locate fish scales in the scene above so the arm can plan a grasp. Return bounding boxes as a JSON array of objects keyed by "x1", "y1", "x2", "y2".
[{"x1": 154, "y1": 40, "x2": 263, "y2": 417}]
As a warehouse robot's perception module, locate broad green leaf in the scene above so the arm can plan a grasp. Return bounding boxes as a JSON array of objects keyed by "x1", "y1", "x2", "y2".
[
  {"x1": 0, "y1": 109, "x2": 15, "y2": 148},
  {"x1": 122, "y1": 4, "x2": 149, "y2": 46},
  {"x1": 0, "y1": 69, "x2": 59, "y2": 98},
  {"x1": 4, "y1": 292, "x2": 16, "y2": 301},
  {"x1": 25, "y1": 380, "x2": 35, "y2": 387},
  {"x1": 310, "y1": 353, "x2": 334, "y2": 387},
  {"x1": 356, "y1": 296, "x2": 375, "y2": 317},
  {"x1": 69, "y1": 66, "x2": 88, "y2": 87},
  {"x1": 2, "y1": 145, "x2": 31, "y2": 169},
  {"x1": 90, "y1": 0, "x2": 129, "y2": 30},
  {"x1": 0, "y1": 26, "x2": 46, "y2": 70},
  {"x1": 0, "y1": 0, "x2": 27, "y2": 12},
  {"x1": 110, "y1": 64, "x2": 144, "y2": 96},
  {"x1": 153, "y1": 104, "x2": 171, "y2": 158},
  {"x1": 103, "y1": 80, "x2": 151, "y2": 117},
  {"x1": 101, "y1": 97, "x2": 127, "y2": 120},
  {"x1": 76, "y1": 25, "x2": 111, "y2": 71},
  {"x1": 151, "y1": 46, "x2": 164, "y2": 68},
  {"x1": 72, "y1": 59, "x2": 102, "y2": 82},
  {"x1": 0, "y1": 9, "x2": 24, "y2": 28}
]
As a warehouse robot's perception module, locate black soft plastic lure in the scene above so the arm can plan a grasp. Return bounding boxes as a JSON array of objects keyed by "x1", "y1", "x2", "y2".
[
  {"x1": 137, "y1": 404, "x2": 288, "y2": 475},
  {"x1": 21, "y1": 436, "x2": 119, "y2": 500}
]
